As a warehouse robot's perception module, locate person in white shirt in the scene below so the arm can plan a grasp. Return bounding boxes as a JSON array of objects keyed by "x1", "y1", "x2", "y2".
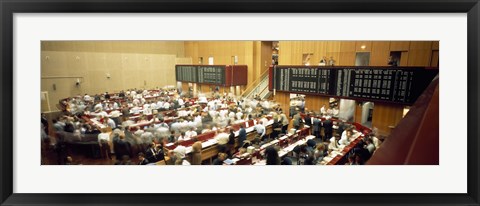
[
  {"x1": 150, "y1": 102, "x2": 158, "y2": 110},
  {"x1": 97, "y1": 131, "x2": 111, "y2": 159},
  {"x1": 228, "y1": 111, "x2": 236, "y2": 120},
  {"x1": 130, "y1": 106, "x2": 141, "y2": 115},
  {"x1": 260, "y1": 116, "x2": 269, "y2": 127},
  {"x1": 112, "y1": 102, "x2": 119, "y2": 110},
  {"x1": 130, "y1": 90, "x2": 137, "y2": 98},
  {"x1": 173, "y1": 146, "x2": 190, "y2": 165},
  {"x1": 143, "y1": 103, "x2": 150, "y2": 110},
  {"x1": 178, "y1": 110, "x2": 188, "y2": 117},
  {"x1": 177, "y1": 98, "x2": 184, "y2": 108},
  {"x1": 211, "y1": 123, "x2": 218, "y2": 132},
  {"x1": 84, "y1": 94, "x2": 92, "y2": 102},
  {"x1": 320, "y1": 105, "x2": 326, "y2": 115},
  {"x1": 194, "y1": 115, "x2": 202, "y2": 127},
  {"x1": 326, "y1": 108, "x2": 333, "y2": 116},
  {"x1": 329, "y1": 134, "x2": 342, "y2": 150},
  {"x1": 254, "y1": 121, "x2": 266, "y2": 140},
  {"x1": 245, "y1": 106, "x2": 253, "y2": 114},
  {"x1": 94, "y1": 103, "x2": 103, "y2": 112},
  {"x1": 332, "y1": 107, "x2": 339, "y2": 117},
  {"x1": 341, "y1": 129, "x2": 354, "y2": 144},
  {"x1": 236, "y1": 111, "x2": 243, "y2": 120},
  {"x1": 176, "y1": 132, "x2": 187, "y2": 142},
  {"x1": 215, "y1": 130, "x2": 230, "y2": 145},
  {"x1": 365, "y1": 138, "x2": 376, "y2": 154},
  {"x1": 132, "y1": 98, "x2": 140, "y2": 106},
  {"x1": 185, "y1": 127, "x2": 197, "y2": 139},
  {"x1": 156, "y1": 100, "x2": 164, "y2": 110},
  {"x1": 143, "y1": 106, "x2": 152, "y2": 115},
  {"x1": 163, "y1": 101, "x2": 170, "y2": 110}
]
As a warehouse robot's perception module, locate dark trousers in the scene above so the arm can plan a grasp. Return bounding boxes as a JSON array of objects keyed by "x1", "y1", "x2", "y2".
[
  {"x1": 313, "y1": 130, "x2": 321, "y2": 140},
  {"x1": 324, "y1": 131, "x2": 332, "y2": 142},
  {"x1": 100, "y1": 141, "x2": 112, "y2": 159},
  {"x1": 282, "y1": 125, "x2": 288, "y2": 134}
]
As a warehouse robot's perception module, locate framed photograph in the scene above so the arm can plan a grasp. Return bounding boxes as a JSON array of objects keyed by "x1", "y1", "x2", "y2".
[{"x1": 1, "y1": 0, "x2": 479, "y2": 205}]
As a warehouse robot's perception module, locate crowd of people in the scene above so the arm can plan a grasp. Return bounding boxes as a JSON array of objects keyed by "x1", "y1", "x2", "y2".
[{"x1": 42, "y1": 87, "x2": 381, "y2": 166}]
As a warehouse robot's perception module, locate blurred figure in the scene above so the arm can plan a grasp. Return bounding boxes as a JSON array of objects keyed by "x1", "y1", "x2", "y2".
[{"x1": 138, "y1": 152, "x2": 149, "y2": 165}]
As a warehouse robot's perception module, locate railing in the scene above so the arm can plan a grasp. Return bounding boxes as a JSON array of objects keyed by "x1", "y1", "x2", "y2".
[
  {"x1": 240, "y1": 69, "x2": 270, "y2": 98},
  {"x1": 243, "y1": 75, "x2": 270, "y2": 99}
]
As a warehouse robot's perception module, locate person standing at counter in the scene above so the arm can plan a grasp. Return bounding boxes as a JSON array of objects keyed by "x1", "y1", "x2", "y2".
[
  {"x1": 323, "y1": 116, "x2": 333, "y2": 142},
  {"x1": 254, "y1": 121, "x2": 266, "y2": 141},
  {"x1": 215, "y1": 130, "x2": 230, "y2": 153},
  {"x1": 238, "y1": 125, "x2": 247, "y2": 149},
  {"x1": 227, "y1": 129, "x2": 236, "y2": 156},
  {"x1": 304, "y1": 112, "x2": 312, "y2": 127},
  {"x1": 279, "y1": 112, "x2": 289, "y2": 134},
  {"x1": 312, "y1": 117, "x2": 322, "y2": 140},
  {"x1": 293, "y1": 112, "x2": 302, "y2": 130}
]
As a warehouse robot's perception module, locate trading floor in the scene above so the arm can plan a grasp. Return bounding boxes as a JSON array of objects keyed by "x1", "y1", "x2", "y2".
[{"x1": 40, "y1": 41, "x2": 439, "y2": 165}]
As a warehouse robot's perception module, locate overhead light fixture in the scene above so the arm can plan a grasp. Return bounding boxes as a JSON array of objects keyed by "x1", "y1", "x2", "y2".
[{"x1": 361, "y1": 45, "x2": 366, "y2": 49}]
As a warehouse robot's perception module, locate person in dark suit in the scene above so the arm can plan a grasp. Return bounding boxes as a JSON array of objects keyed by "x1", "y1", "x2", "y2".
[
  {"x1": 227, "y1": 129, "x2": 236, "y2": 156},
  {"x1": 113, "y1": 133, "x2": 132, "y2": 160},
  {"x1": 323, "y1": 117, "x2": 333, "y2": 142},
  {"x1": 138, "y1": 152, "x2": 149, "y2": 165},
  {"x1": 104, "y1": 92, "x2": 110, "y2": 100},
  {"x1": 304, "y1": 113, "x2": 312, "y2": 127},
  {"x1": 312, "y1": 117, "x2": 322, "y2": 140},
  {"x1": 145, "y1": 143, "x2": 158, "y2": 163},
  {"x1": 237, "y1": 125, "x2": 247, "y2": 149}
]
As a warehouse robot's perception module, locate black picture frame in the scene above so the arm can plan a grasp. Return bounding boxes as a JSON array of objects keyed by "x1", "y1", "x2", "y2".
[{"x1": 1, "y1": 0, "x2": 479, "y2": 205}]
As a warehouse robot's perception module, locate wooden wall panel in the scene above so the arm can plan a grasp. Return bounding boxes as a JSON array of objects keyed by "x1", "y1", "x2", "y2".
[
  {"x1": 407, "y1": 50, "x2": 432, "y2": 66},
  {"x1": 41, "y1": 51, "x2": 178, "y2": 108},
  {"x1": 432, "y1": 41, "x2": 439, "y2": 50},
  {"x1": 390, "y1": 41, "x2": 410, "y2": 51},
  {"x1": 338, "y1": 52, "x2": 356, "y2": 66},
  {"x1": 409, "y1": 41, "x2": 433, "y2": 50},
  {"x1": 354, "y1": 104, "x2": 363, "y2": 123},
  {"x1": 175, "y1": 57, "x2": 193, "y2": 65},
  {"x1": 355, "y1": 41, "x2": 372, "y2": 52},
  {"x1": 340, "y1": 41, "x2": 356, "y2": 52},
  {"x1": 370, "y1": 50, "x2": 390, "y2": 66},
  {"x1": 313, "y1": 41, "x2": 327, "y2": 64},
  {"x1": 326, "y1": 41, "x2": 341, "y2": 52},
  {"x1": 431, "y1": 51, "x2": 439, "y2": 67},
  {"x1": 399, "y1": 51, "x2": 409, "y2": 66},
  {"x1": 42, "y1": 41, "x2": 185, "y2": 56},
  {"x1": 371, "y1": 103, "x2": 404, "y2": 136},
  {"x1": 370, "y1": 41, "x2": 391, "y2": 66},
  {"x1": 305, "y1": 95, "x2": 330, "y2": 114}
]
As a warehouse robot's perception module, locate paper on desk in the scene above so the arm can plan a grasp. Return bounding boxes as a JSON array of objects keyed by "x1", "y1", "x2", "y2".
[{"x1": 323, "y1": 156, "x2": 333, "y2": 162}]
